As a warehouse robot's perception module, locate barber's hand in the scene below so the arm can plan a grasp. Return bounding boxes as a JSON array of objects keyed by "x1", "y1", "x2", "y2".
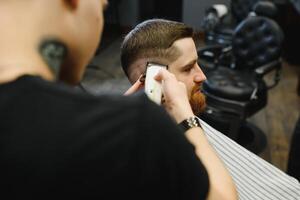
[
  {"x1": 124, "y1": 75, "x2": 144, "y2": 96},
  {"x1": 155, "y1": 68, "x2": 194, "y2": 123}
]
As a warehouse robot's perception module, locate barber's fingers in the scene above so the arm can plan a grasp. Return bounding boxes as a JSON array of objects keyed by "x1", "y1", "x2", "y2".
[
  {"x1": 156, "y1": 69, "x2": 193, "y2": 122},
  {"x1": 155, "y1": 68, "x2": 176, "y2": 82},
  {"x1": 155, "y1": 69, "x2": 189, "y2": 100},
  {"x1": 177, "y1": 81, "x2": 187, "y2": 91},
  {"x1": 124, "y1": 77, "x2": 144, "y2": 96},
  {"x1": 155, "y1": 69, "x2": 187, "y2": 91}
]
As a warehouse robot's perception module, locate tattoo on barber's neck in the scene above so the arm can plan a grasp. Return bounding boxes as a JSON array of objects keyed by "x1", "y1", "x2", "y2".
[{"x1": 39, "y1": 40, "x2": 68, "y2": 79}]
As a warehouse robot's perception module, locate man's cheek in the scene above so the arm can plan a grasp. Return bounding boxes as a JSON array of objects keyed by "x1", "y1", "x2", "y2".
[{"x1": 188, "y1": 87, "x2": 194, "y2": 101}]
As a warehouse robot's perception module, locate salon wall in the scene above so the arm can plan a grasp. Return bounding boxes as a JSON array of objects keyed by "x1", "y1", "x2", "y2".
[
  {"x1": 182, "y1": 0, "x2": 230, "y2": 29},
  {"x1": 113, "y1": 0, "x2": 230, "y2": 29},
  {"x1": 118, "y1": 0, "x2": 139, "y2": 27}
]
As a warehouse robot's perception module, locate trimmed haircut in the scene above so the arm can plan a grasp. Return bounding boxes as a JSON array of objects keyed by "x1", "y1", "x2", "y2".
[{"x1": 121, "y1": 19, "x2": 195, "y2": 77}]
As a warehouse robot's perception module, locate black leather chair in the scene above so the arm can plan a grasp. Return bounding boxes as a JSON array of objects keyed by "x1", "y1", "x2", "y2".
[
  {"x1": 199, "y1": 16, "x2": 284, "y2": 154},
  {"x1": 202, "y1": 0, "x2": 278, "y2": 46}
]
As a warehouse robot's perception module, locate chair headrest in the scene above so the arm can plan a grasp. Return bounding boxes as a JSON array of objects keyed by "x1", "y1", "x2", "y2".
[
  {"x1": 231, "y1": 0, "x2": 259, "y2": 22},
  {"x1": 253, "y1": 1, "x2": 278, "y2": 18},
  {"x1": 232, "y1": 16, "x2": 284, "y2": 69}
]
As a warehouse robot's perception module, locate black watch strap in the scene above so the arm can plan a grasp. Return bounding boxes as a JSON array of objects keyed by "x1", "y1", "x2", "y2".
[{"x1": 178, "y1": 116, "x2": 202, "y2": 132}]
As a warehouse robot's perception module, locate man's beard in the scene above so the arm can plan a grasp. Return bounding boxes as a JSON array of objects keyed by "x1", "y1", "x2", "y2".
[{"x1": 189, "y1": 84, "x2": 206, "y2": 115}]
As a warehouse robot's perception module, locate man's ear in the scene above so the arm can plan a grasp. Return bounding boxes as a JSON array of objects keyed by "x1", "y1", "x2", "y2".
[{"x1": 64, "y1": 0, "x2": 79, "y2": 10}]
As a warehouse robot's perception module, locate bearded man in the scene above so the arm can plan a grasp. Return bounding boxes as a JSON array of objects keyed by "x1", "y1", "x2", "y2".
[{"x1": 122, "y1": 19, "x2": 300, "y2": 200}]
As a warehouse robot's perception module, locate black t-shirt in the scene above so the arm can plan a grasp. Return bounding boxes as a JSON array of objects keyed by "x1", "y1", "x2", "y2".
[{"x1": 0, "y1": 75, "x2": 209, "y2": 199}]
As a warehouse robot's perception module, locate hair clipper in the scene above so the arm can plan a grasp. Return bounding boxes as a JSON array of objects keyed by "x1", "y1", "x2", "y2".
[{"x1": 144, "y1": 62, "x2": 167, "y2": 105}]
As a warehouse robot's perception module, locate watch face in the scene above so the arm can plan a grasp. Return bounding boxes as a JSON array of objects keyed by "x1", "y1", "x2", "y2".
[
  {"x1": 179, "y1": 116, "x2": 201, "y2": 132},
  {"x1": 187, "y1": 117, "x2": 201, "y2": 128}
]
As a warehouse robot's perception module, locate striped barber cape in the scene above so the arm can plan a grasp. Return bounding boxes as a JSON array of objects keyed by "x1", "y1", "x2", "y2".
[{"x1": 199, "y1": 118, "x2": 300, "y2": 200}]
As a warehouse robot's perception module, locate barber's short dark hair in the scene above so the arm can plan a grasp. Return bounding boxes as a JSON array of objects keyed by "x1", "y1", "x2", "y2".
[{"x1": 121, "y1": 19, "x2": 194, "y2": 76}]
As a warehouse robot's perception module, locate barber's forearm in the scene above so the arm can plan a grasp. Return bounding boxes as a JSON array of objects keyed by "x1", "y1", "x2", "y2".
[
  {"x1": 155, "y1": 69, "x2": 237, "y2": 198},
  {"x1": 185, "y1": 127, "x2": 238, "y2": 200}
]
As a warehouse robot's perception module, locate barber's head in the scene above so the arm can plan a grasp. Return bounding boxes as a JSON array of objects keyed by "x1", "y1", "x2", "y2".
[
  {"x1": 0, "y1": 0, "x2": 108, "y2": 84},
  {"x1": 121, "y1": 19, "x2": 207, "y2": 114},
  {"x1": 57, "y1": 0, "x2": 108, "y2": 84}
]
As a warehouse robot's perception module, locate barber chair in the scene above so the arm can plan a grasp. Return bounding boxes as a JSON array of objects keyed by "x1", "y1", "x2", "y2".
[
  {"x1": 202, "y1": 0, "x2": 278, "y2": 46},
  {"x1": 198, "y1": 16, "x2": 284, "y2": 154}
]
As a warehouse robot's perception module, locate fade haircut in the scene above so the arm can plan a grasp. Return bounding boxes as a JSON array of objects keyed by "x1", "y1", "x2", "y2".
[{"x1": 121, "y1": 19, "x2": 195, "y2": 77}]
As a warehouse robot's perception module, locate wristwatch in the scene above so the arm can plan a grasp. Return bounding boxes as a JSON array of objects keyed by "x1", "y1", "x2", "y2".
[{"x1": 178, "y1": 116, "x2": 202, "y2": 132}]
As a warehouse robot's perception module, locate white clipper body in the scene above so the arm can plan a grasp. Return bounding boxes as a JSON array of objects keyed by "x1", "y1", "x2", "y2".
[{"x1": 145, "y1": 63, "x2": 166, "y2": 105}]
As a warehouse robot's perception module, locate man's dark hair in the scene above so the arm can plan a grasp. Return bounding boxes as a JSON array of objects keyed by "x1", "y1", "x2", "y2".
[{"x1": 121, "y1": 19, "x2": 195, "y2": 77}]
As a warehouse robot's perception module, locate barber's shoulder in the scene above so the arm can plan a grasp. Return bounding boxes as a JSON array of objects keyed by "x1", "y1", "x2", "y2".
[
  {"x1": 112, "y1": 92, "x2": 167, "y2": 117},
  {"x1": 83, "y1": 92, "x2": 164, "y2": 117},
  {"x1": 95, "y1": 92, "x2": 149, "y2": 109}
]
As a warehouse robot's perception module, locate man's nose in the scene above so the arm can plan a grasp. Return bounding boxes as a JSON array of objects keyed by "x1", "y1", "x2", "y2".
[{"x1": 194, "y1": 64, "x2": 207, "y2": 83}]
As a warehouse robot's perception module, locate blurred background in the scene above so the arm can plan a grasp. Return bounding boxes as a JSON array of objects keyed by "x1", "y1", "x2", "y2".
[{"x1": 81, "y1": 0, "x2": 300, "y2": 173}]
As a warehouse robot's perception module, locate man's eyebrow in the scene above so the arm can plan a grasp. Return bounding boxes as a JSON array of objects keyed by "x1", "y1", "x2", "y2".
[{"x1": 182, "y1": 58, "x2": 198, "y2": 68}]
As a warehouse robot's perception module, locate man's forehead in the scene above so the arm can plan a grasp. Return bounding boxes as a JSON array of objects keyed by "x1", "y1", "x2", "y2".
[{"x1": 170, "y1": 38, "x2": 198, "y2": 66}]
